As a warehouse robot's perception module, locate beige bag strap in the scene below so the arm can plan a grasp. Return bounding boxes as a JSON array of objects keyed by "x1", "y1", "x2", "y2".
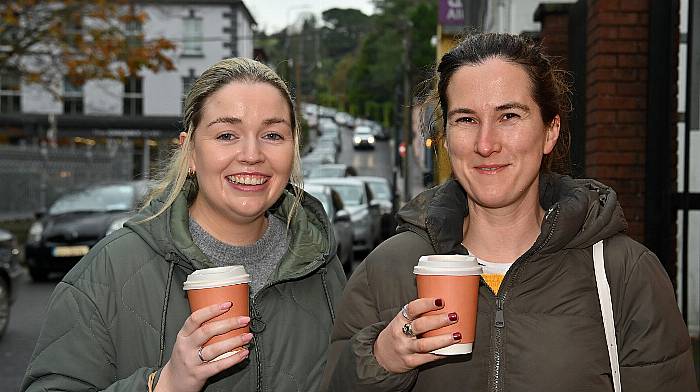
[{"x1": 593, "y1": 240, "x2": 622, "y2": 392}]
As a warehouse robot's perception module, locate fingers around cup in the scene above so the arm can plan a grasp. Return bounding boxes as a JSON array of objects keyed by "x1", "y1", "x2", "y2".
[
  {"x1": 183, "y1": 302, "x2": 233, "y2": 335},
  {"x1": 200, "y1": 332, "x2": 254, "y2": 362},
  {"x1": 410, "y1": 312, "x2": 458, "y2": 336},
  {"x1": 410, "y1": 332, "x2": 462, "y2": 355},
  {"x1": 405, "y1": 298, "x2": 444, "y2": 321},
  {"x1": 197, "y1": 316, "x2": 250, "y2": 344}
]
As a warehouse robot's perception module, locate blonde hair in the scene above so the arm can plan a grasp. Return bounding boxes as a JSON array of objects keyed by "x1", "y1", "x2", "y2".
[{"x1": 141, "y1": 57, "x2": 304, "y2": 222}]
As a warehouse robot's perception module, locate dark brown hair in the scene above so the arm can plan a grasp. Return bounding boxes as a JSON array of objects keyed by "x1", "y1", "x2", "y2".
[{"x1": 424, "y1": 33, "x2": 571, "y2": 173}]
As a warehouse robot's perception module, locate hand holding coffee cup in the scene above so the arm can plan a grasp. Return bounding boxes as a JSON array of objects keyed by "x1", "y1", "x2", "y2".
[
  {"x1": 414, "y1": 255, "x2": 482, "y2": 355},
  {"x1": 156, "y1": 266, "x2": 254, "y2": 392},
  {"x1": 156, "y1": 302, "x2": 253, "y2": 392},
  {"x1": 183, "y1": 266, "x2": 253, "y2": 359},
  {"x1": 374, "y1": 297, "x2": 462, "y2": 374}
]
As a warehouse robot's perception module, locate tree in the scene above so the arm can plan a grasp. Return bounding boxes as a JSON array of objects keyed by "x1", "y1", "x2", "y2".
[
  {"x1": 0, "y1": 0, "x2": 175, "y2": 97},
  {"x1": 346, "y1": 0, "x2": 437, "y2": 120}
]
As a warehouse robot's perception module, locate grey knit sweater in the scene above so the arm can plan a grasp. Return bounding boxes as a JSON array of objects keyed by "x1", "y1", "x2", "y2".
[{"x1": 188, "y1": 214, "x2": 288, "y2": 296}]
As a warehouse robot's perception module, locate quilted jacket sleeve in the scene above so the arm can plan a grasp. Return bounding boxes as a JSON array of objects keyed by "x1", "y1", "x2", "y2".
[
  {"x1": 21, "y1": 280, "x2": 157, "y2": 391},
  {"x1": 611, "y1": 244, "x2": 698, "y2": 392},
  {"x1": 321, "y1": 258, "x2": 418, "y2": 392}
]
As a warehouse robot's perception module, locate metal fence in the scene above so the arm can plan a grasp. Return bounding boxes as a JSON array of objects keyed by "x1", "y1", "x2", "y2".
[{"x1": 0, "y1": 143, "x2": 134, "y2": 220}]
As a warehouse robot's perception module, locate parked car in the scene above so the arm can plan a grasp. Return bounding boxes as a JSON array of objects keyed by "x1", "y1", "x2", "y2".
[
  {"x1": 354, "y1": 176, "x2": 397, "y2": 240},
  {"x1": 307, "y1": 163, "x2": 357, "y2": 179},
  {"x1": 25, "y1": 181, "x2": 150, "y2": 281},
  {"x1": 304, "y1": 184, "x2": 354, "y2": 272},
  {"x1": 0, "y1": 228, "x2": 22, "y2": 339},
  {"x1": 352, "y1": 125, "x2": 376, "y2": 149},
  {"x1": 318, "y1": 121, "x2": 342, "y2": 151},
  {"x1": 306, "y1": 177, "x2": 381, "y2": 252}
]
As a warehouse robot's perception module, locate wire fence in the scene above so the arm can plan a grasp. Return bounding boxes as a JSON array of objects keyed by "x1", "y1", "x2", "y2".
[{"x1": 0, "y1": 143, "x2": 134, "y2": 220}]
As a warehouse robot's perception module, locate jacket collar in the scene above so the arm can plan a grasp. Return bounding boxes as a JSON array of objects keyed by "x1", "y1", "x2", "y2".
[
  {"x1": 126, "y1": 178, "x2": 336, "y2": 278},
  {"x1": 396, "y1": 173, "x2": 627, "y2": 257}
]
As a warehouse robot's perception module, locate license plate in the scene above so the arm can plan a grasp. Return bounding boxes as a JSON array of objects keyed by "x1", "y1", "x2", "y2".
[{"x1": 52, "y1": 245, "x2": 90, "y2": 257}]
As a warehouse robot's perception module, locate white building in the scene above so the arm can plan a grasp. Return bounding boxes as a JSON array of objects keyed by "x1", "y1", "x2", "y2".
[{"x1": 4, "y1": 0, "x2": 256, "y2": 120}]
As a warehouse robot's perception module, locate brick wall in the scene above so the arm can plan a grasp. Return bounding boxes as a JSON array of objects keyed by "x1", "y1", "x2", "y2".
[
  {"x1": 585, "y1": 0, "x2": 650, "y2": 242},
  {"x1": 535, "y1": 5, "x2": 571, "y2": 70}
]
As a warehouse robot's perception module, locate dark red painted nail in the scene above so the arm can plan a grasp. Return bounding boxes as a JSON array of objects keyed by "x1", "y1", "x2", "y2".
[
  {"x1": 453, "y1": 332, "x2": 462, "y2": 341},
  {"x1": 435, "y1": 298, "x2": 444, "y2": 307},
  {"x1": 448, "y1": 312, "x2": 458, "y2": 322}
]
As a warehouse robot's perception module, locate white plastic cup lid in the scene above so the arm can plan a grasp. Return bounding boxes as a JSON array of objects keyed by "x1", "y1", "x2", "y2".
[
  {"x1": 413, "y1": 255, "x2": 483, "y2": 276},
  {"x1": 183, "y1": 266, "x2": 251, "y2": 290}
]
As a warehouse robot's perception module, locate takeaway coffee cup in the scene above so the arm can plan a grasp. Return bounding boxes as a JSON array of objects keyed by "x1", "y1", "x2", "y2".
[
  {"x1": 183, "y1": 266, "x2": 251, "y2": 361},
  {"x1": 413, "y1": 255, "x2": 482, "y2": 355}
]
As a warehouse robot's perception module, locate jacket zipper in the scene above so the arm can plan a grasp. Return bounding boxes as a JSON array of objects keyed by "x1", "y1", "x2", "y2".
[
  {"x1": 489, "y1": 206, "x2": 560, "y2": 392},
  {"x1": 247, "y1": 253, "x2": 327, "y2": 392}
]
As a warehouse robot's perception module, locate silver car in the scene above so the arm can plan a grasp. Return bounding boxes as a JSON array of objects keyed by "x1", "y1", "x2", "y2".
[
  {"x1": 354, "y1": 176, "x2": 396, "y2": 241},
  {"x1": 306, "y1": 177, "x2": 381, "y2": 252},
  {"x1": 305, "y1": 184, "x2": 354, "y2": 272}
]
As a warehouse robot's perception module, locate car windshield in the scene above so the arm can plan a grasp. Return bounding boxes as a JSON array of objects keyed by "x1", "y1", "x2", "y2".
[
  {"x1": 330, "y1": 184, "x2": 364, "y2": 206},
  {"x1": 367, "y1": 181, "x2": 391, "y2": 200},
  {"x1": 49, "y1": 185, "x2": 137, "y2": 215},
  {"x1": 306, "y1": 189, "x2": 333, "y2": 216},
  {"x1": 355, "y1": 127, "x2": 372, "y2": 135}
]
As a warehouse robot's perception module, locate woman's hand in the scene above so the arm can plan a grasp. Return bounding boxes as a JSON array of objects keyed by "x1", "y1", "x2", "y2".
[
  {"x1": 155, "y1": 302, "x2": 253, "y2": 392},
  {"x1": 373, "y1": 298, "x2": 460, "y2": 374}
]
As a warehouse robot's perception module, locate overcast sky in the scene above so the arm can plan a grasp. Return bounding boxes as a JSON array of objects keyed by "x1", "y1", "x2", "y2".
[{"x1": 246, "y1": 0, "x2": 375, "y2": 34}]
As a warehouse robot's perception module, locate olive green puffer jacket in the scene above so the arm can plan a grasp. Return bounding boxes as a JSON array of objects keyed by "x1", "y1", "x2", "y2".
[
  {"x1": 322, "y1": 174, "x2": 697, "y2": 392},
  {"x1": 22, "y1": 181, "x2": 346, "y2": 392}
]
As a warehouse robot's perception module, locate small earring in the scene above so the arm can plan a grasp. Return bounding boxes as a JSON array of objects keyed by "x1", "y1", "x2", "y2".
[{"x1": 187, "y1": 167, "x2": 196, "y2": 178}]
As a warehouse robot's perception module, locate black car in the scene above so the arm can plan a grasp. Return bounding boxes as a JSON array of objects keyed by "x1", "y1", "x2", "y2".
[
  {"x1": 25, "y1": 181, "x2": 150, "y2": 281},
  {"x1": 0, "y1": 228, "x2": 22, "y2": 339}
]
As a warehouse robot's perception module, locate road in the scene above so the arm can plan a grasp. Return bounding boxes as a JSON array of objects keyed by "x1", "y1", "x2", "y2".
[
  {"x1": 0, "y1": 274, "x2": 54, "y2": 391},
  {"x1": 0, "y1": 126, "x2": 410, "y2": 391}
]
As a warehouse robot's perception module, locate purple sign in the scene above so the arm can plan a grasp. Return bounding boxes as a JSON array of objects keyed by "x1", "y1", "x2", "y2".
[{"x1": 439, "y1": 0, "x2": 464, "y2": 25}]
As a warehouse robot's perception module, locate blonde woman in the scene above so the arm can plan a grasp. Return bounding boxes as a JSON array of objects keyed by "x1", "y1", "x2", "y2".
[{"x1": 22, "y1": 58, "x2": 346, "y2": 392}]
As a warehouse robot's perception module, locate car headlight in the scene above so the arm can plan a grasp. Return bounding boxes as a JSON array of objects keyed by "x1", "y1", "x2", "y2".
[
  {"x1": 106, "y1": 216, "x2": 130, "y2": 236},
  {"x1": 27, "y1": 221, "x2": 43, "y2": 244},
  {"x1": 354, "y1": 136, "x2": 361, "y2": 144},
  {"x1": 368, "y1": 136, "x2": 375, "y2": 144}
]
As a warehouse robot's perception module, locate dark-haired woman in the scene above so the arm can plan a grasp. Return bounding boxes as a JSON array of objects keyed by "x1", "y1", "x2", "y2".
[{"x1": 322, "y1": 33, "x2": 697, "y2": 391}]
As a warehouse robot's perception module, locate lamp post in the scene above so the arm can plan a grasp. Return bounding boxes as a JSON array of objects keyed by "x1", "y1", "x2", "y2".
[{"x1": 285, "y1": 5, "x2": 311, "y2": 122}]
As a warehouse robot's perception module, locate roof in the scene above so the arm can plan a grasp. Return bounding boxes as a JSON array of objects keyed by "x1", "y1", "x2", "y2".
[
  {"x1": 306, "y1": 177, "x2": 365, "y2": 187},
  {"x1": 353, "y1": 176, "x2": 390, "y2": 184},
  {"x1": 138, "y1": 0, "x2": 256, "y2": 25}
]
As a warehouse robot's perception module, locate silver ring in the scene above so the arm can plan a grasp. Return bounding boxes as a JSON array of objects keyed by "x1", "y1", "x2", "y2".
[
  {"x1": 402, "y1": 322, "x2": 415, "y2": 337},
  {"x1": 197, "y1": 346, "x2": 206, "y2": 363},
  {"x1": 401, "y1": 304, "x2": 411, "y2": 320}
]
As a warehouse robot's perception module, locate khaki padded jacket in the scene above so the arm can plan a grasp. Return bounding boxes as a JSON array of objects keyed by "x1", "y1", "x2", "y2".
[
  {"x1": 322, "y1": 174, "x2": 697, "y2": 392},
  {"x1": 22, "y1": 180, "x2": 346, "y2": 392}
]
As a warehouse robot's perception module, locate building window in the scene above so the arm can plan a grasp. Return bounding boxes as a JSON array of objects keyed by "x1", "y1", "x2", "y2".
[
  {"x1": 125, "y1": 18, "x2": 143, "y2": 48},
  {"x1": 0, "y1": 72, "x2": 21, "y2": 113},
  {"x1": 181, "y1": 68, "x2": 197, "y2": 108},
  {"x1": 123, "y1": 76, "x2": 143, "y2": 116},
  {"x1": 65, "y1": 11, "x2": 83, "y2": 45},
  {"x1": 183, "y1": 12, "x2": 203, "y2": 56},
  {"x1": 63, "y1": 78, "x2": 84, "y2": 115}
]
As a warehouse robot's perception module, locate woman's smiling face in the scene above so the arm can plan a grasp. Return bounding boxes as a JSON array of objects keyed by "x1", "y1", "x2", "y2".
[
  {"x1": 445, "y1": 57, "x2": 560, "y2": 211},
  {"x1": 188, "y1": 81, "x2": 295, "y2": 225}
]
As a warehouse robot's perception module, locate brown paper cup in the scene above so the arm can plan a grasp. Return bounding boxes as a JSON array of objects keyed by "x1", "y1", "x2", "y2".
[
  {"x1": 414, "y1": 255, "x2": 482, "y2": 355},
  {"x1": 183, "y1": 266, "x2": 251, "y2": 361}
]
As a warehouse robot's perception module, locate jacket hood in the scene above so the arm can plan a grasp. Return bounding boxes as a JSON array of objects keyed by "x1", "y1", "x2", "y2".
[
  {"x1": 396, "y1": 173, "x2": 627, "y2": 256},
  {"x1": 125, "y1": 178, "x2": 337, "y2": 278}
]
